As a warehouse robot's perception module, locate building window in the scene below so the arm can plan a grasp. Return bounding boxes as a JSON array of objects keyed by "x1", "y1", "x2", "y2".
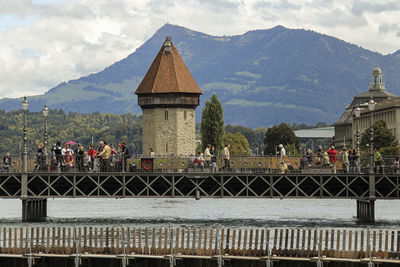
[
  {"x1": 166, "y1": 142, "x2": 168, "y2": 153},
  {"x1": 165, "y1": 110, "x2": 168, "y2": 120},
  {"x1": 184, "y1": 111, "x2": 187, "y2": 120}
]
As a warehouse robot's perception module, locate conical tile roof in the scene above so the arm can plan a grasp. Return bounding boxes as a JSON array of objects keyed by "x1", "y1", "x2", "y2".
[{"x1": 135, "y1": 37, "x2": 202, "y2": 95}]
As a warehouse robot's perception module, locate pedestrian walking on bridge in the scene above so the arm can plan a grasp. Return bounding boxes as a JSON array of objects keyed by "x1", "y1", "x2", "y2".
[
  {"x1": 327, "y1": 146, "x2": 338, "y2": 173},
  {"x1": 223, "y1": 144, "x2": 231, "y2": 171}
]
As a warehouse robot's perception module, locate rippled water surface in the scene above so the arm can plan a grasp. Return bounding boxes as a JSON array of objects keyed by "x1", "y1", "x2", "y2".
[{"x1": 0, "y1": 198, "x2": 399, "y2": 228}]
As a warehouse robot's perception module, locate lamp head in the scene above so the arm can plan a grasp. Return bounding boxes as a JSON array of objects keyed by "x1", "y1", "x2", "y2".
[
  {"x1": 22, "y1": 96, "x2": 29, "y2": 111},
  {"x1": 42, "y1": 105, "x2": 49, "y2": 117},
  {"x1": 368, "y1": 98, "x2": 376, "y2": 111},
  {"x1": 354, "y1": 106, "x2": 361, "y2": 118}
]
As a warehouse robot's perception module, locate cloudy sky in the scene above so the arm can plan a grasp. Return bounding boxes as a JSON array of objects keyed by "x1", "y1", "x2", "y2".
[{"x1": 1, "y1": 0, "x2": 400, "y2": 98}]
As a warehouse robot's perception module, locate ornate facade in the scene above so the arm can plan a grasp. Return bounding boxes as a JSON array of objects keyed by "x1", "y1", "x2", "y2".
[{"x1": 334, "y1": 67, "x2": 398, "y2": 150}]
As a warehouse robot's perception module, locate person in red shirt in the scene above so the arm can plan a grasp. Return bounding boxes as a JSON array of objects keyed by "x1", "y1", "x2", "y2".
[
  {"x1": 327, "y1": 145, "x2": 338, "y2": 173},
  {"x1": 86, "y1": 144, "x2": 97, "y2": 171}
]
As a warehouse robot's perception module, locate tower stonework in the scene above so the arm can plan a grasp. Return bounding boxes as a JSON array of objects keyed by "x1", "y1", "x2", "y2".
[{"x1": 135, "y1": 37, "x2": 202, "y2": 156}]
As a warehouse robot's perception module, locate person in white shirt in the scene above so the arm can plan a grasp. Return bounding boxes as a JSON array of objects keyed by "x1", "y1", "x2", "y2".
[
  {"x1": 61, "y1": 144, "x2": 74, "y2": 156},
  {"x1": 204, "y1": 144, "x2": 211, "y2": 167},
  {"x1": 150, "y1": 148, "x2": 155, "y2": 158},
  {"x1": 278, "y1": 144, "x2": 289, "y2": 173},
  {"x1": 278, "y1": 144, "x2": 286, "y2": 159},
  {"x1": 193, "y1": 151, "x2": 204, "y2": 167},
  {"x1": 223, "y1": 144, "x2": 231, "y2": 171}
]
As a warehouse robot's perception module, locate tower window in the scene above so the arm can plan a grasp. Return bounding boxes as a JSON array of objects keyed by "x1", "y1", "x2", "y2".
[
  {"x1": 165, "y1": 110, "x2": 168, "y2": 120},
  {"x1": 166, "y1": 142, "x2": 168, "y2": 153},
  {"x1": 184, "y1": 111, "x2": 187, "y2": 120}
]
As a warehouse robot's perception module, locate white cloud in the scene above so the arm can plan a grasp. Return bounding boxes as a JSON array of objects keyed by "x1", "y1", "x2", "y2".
[{"x1": 0, "y1": 0, "x2": 400, "y2": 98}]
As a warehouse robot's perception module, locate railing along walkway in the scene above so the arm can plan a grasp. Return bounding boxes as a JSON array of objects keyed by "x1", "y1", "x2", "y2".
[
  {"x1": 4, "y1": 154, "x2": 400, "y2": 175},
  {"x1": 0, "y1": 227, "x2": 400, "y2": 264}
]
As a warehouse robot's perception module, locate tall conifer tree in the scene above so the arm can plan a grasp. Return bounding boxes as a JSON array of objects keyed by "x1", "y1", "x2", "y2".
[{"x1": 200, "y1": 94, "x2": 224, "y2": 152}]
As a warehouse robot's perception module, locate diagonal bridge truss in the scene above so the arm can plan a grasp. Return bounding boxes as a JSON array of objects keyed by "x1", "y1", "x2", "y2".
[{"x1": 0, "y1": 173, "x2": 399, "y2": 199}]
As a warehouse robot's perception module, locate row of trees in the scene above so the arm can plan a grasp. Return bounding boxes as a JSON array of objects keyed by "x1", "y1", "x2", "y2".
[{"x1": 0, "y1": 110, "x2": 142, "y2": 156}]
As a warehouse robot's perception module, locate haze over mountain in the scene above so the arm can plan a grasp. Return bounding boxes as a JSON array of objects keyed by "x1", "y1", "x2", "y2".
[{"x1": 1, "y1": 24, "x2": 400, "y2": 128}]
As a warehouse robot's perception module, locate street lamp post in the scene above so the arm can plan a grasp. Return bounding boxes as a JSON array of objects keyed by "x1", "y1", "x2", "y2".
[
  {"x1": 354, "y1": 105, "x2": 361, "y2": 152},
  {"x1": 22, "y1": 96, "x2": 29, "y2": 173},
  {"x1": 368, "y1": 98, "x2": 376, "y2": 223},
  {"x1": 42, "y1": 105, "x2": 49, "y2": 148},
  {"x1": 354, "y1": 105, "x2": 361, "y2": 175},
  {"x1": 368, "y1": 98, "x2": 376, "y2": 184}
]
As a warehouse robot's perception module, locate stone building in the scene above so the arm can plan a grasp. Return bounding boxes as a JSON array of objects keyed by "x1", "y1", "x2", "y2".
[
  {"x1": 353, "y1": 97, "x2": 400, "y2": 148},
  {"x1": 334, "y1": 67, "x2": 398, "y2": 150},
  {"x1": 135, "y1": 37, "x2": 202, "y2": 156}
]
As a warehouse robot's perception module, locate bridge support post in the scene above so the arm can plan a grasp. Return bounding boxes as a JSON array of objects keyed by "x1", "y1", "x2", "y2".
[
  {"x1": 22, "y1": 199, "x2": 47, "y2": 222},
  {"x1": 356, "y1": 199, "x2": 375, "y2": 224}
]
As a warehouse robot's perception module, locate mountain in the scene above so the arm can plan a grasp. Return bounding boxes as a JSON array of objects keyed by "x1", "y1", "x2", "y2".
[
  {"x1": 1, "y1": 24, "x2": 400, "y2": 128},
  {"x1": 392, "y1": 49, "x2": 400, "y2": 58}
]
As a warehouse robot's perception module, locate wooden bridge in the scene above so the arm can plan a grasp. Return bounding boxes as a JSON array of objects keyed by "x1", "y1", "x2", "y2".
[
  {"x1": 1, "y1": 171, "x2": 399, "y2": 222},
  {"x1": 0, "y1": 226, "x2": 399, "y2": 266}
]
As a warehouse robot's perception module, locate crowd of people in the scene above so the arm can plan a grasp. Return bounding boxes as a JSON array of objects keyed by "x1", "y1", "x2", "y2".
[
  {"x1": 297, "y1": 145, "x2": 345, "y2": 173},
  {"x1": 290, "y1": 144, "x2": 397, "y2": 174},
  {"x1": 33, "y1": 141, "x2": 131, "y2": 172},
  {"x1": 2, "y1": 141, "x2": 399, "y2": 174},
  {"x1": 190, "y1": 144, "x2": 230, "y2": 172}
]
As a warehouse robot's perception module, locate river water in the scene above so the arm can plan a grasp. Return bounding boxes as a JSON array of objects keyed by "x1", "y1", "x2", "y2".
[{"x1": 0, "y1": 198, "x2": 399, "y2": 229}]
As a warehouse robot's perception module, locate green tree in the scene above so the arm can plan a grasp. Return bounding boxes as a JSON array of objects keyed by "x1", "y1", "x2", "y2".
[
  {"x1": 284, "y1": 143, "x2": 301, "y2": 156},
  {"x1": 225, "y1": 124, "x2": 266, "y2": 154},
  {"x1": 225, "y1": 124, "x2": 256, "y2": 145},
  {"x1": 200, "y1": 94, "x2": 224, "y2": 152},
  {"x1": 263, "y1": 123, "x2": 300, "y2": 155},
  {"x1": 223, "y1": 132, "x2": 251, "y2": 155},
  {"x1": 360, "y1": 120, "x2": 398, "y2": 154}
]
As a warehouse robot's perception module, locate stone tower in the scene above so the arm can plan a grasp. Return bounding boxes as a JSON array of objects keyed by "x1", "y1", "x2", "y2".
[{"x1": 135, "y1": 37, "x2": 202, "y2": 156}]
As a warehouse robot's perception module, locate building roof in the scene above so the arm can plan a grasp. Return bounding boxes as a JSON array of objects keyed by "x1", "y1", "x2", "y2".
[
  {"x1": 336, "y1": 67, "x2": 397, "y2": 126},
  {"x1": 135, "y1": 37, "x2": 202, "y2": 95},
  {"x1": 350, "y1": 90, "x2": 397, "y2": 106},
  {"x1": 360, "y1": 96, "x2": 400, "y2": 114},
  {"x1": 349, "y1": 67, "x2": 396, "y2": 106},
  {"x1": 294, "y1": 127, "x2": 334, "y2": 138},
  {"x1": 335, "y1": 107, "x2": 354, "y2": 125}
]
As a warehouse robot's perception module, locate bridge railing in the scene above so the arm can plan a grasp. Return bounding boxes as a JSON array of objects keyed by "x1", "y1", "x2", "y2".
[
  {"x1": 0, "y1": 226, "x2": 399, "y2": 261},
  {"x1": 2, "y1": 154, "x2": 400, "y2": 174}
]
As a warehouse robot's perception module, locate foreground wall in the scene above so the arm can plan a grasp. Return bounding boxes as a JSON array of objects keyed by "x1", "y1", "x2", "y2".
[{"x1": 0, "y1": 258, "x2": 398, "y2": 267}]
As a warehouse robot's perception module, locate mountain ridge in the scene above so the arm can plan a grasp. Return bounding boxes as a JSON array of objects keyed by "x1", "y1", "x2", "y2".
[{"x1": 1, "y1": 23, "x2": 400, "y2": 128}]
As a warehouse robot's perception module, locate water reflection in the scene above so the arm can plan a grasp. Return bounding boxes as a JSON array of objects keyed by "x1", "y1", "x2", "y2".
[{"x1": 0, "y1": 198, "x2": 399, "y2": 228}]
